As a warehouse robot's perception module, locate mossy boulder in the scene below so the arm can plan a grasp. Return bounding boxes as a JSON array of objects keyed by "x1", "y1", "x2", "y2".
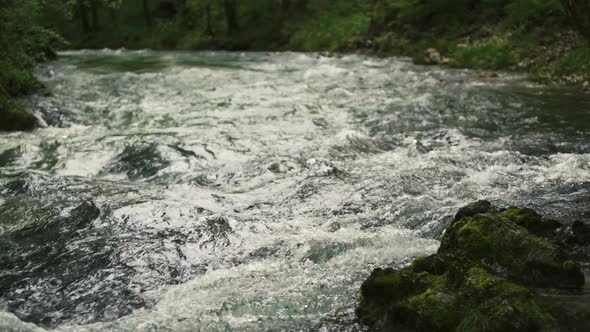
[
  {"x1": 440, "y1": 208, "x2": 584, "y2": 289},
  {"x1": 357, "y1": 201, "x2": 588, "y2": 332},
  {"x1": 501, "y1": 206, "x2": 562, "y2": 239},
  {"x1": 0, "y1": 98, "x2": 37, "y2": 132},
  {"x1": 358, "y1": 254, "x2": 554, "y2": 331}
]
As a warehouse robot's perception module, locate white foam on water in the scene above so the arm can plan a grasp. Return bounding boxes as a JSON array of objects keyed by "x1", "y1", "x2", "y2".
[{"x1": 1, "y1": 51, "x2": 589, "y2": 331}]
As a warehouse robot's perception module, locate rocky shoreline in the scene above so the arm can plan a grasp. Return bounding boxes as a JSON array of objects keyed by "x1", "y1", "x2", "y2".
[{"x1": 357, "y1": 201, "x2": 590, "y2": 331}]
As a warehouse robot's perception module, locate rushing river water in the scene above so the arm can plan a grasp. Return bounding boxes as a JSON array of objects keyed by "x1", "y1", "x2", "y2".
[{"x1": 1, "y1": 50, "x2": 590, "y2": 331}]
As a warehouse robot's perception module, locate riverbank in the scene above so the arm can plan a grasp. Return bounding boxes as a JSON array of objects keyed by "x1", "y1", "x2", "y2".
[
  {"x1": 48, "y1": 1, "x2": 589, "y2": 92},
  {"x1": 0, "y1": 0, "x2": 62, "y2": 132},
  {"x1": 3, "y1": 0, "x2": 590, "y2": 126},
  {"x1": 365, "y1": 19, "x2": 590, "y2": 91}
]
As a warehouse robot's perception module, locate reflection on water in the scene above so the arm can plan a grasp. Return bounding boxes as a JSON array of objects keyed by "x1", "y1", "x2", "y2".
[{"x1": 0, "y1": 50, "x2": 589, "y2": 331}]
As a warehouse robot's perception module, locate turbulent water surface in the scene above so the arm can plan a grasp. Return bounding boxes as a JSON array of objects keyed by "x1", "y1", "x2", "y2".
[{"x1": 1, "y1": 50, "x2": 590, "y2": 331}]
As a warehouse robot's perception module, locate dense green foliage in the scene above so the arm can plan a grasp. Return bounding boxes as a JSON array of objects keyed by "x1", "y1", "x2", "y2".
[
  {"x1": 36, "y1": 0, "x2": 583, "y2": 50},
  {"x1": 38, "y1": 0, "x2": 369, "y2": 51},
  {"x1": 0, "y1": 0, "x2": 63, "y2": 131},
  {"x1": 553, "y1": 47, "x2": 590, "y2": 75},
  {"x1": 0, "y1": 0, "x2": 589, "y2": 132},
  {"x1": 36, "y1": 0, "x2": 588, "y2": 85}
]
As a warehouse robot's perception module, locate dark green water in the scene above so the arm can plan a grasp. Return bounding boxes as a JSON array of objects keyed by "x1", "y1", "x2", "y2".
[{"x1": 0, "y1": 50, "x2": 589, "y2": 331}]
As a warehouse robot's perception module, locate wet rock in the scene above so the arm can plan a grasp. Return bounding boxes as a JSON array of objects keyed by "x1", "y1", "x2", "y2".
[
  {"x1": 0, "y1": 200, "x2": 132, "y2": 328},
  {"x1": 441, "y1": 208, "x2": 584, "y2": 289},
  {"x1": 268, "y1": 162, "x2": 282, "y2": 174},
  {"x1": 413, "y1": 48, "x2": 449, "y2": 66},
  {"x1": 312, "y1": 117, "x2": 329, "y2": 128},
  {"x1": 43, "y1": 47, "x2": 58, "y2": 61},
  {"x1": 249, "y1": 245, "x2": 280, "y2": 259},
  {"x1": 104, "y1": 143, "x2": 169, "y2": 179},
  {"x1": 2, "y1": 178, "x2": 30, "y2": 195},
  {"x1": 0, "y1": 100, "x2": 38, "y2": 132},
  {"x1": 534, "y1": 290, "x2": 590, "y2": 332},
  {"x1": 571, "y1": 220, "x2": 590, "y2": 245},
  {"x1": 501, "y1": 206, "x2": 562, "y2": 239},
  {"x1": 0, "y1": 146, "x2": 22, "y2": 168},
  {"x1": 479, "y1": 71, "x2": 499, "y2": 79},
  {"x1": 331, "y1": 202, "x2": 363, "y2": 216},
  {"x1": 34, "y1": 141, "x2": 61, "y2": 170},
  {"x1": 358, "y1": 259, "x2": 552, "y2": 332},
  {"x1": 192, "y1": 215, "x2": 233, "y2": 248},
  {"x1": 452, "y1": 200, "x2": 492, "y2": 223},
  {"x1": 558, "y1": 220, "x2": 590, "y2": 263},
  {"x1": 357, "y1": 202, "x2": 588, "y2": 332},
  {"x1": 69, "y1": 200, "x2": 101, "y2": 228},
  {"x1": 327, "y1": 222, "x2": 341, "y2": 232},
  {"x1": 304, "y1": 241, "x2": 352, "y2": 264}
]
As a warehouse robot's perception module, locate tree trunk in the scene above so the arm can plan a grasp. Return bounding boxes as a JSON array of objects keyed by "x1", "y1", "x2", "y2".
[
  {"x1": 294, "y1": 0, "x2": 308, "y2": 11},
  {"x1": 273, "y1": 0, "x2": 291, "y2": 16},
  {"x1": 223, "y1": 0, "x2": 239, "y2": 35},
  {"x1": 561, "y1": 0, "x2": 590, "y2": 42},
  {"x1": 176, "y1": 0, "x2": 186, "y2": 21},
  {"x1": 282, "y1": 0, "x2": 291, "y2": 12},
  {"x1": 272, "y1": 0, "x2": 289, "y2": 37},
  {"x1": 78, "y1": 0, "x2": 91, "y2": 34},
  {"x1": 205, "y1": 1, "x2": 214, "y2": 36},
  {"x1": 90, "y1": 0, "x2": 99, "y2": 32},
  {"x1": 143, "y1": 0, "x2": 152, "y2": 27}
]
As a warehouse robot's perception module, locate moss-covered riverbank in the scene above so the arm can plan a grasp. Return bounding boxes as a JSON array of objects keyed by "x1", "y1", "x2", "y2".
[
  {"x1": 0, "y1": 0, "x2": 61, "y2": 132},
  {"x1": 369, "y1": 16, "x2": 590, "y2": 91},
  {"x1": 357, "y1": 201, "x2": 590, "y2": 331},
  {"x1": 0, "y1": 99, "x2": 38, "y2": 132},
  {"x1": 44, "y1": 0, "x2": 590, "y2": 91}
]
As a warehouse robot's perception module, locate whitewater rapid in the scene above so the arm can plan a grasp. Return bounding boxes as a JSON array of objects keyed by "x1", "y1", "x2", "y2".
[{"x1": 0, "y1": 50, "x2": 589, "y2": 331}]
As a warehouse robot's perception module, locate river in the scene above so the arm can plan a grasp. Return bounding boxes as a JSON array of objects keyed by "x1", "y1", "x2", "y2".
[{"x1": 1, "y1": 50, "x2": 589, "y2": 331}]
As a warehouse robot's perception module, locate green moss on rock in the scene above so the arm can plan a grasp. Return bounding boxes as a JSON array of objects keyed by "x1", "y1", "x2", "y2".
[
  {"x1": 358, "y1": 257, "x2": 555, "y2": 332},
  {"x1": 0, "y1": 98, "x2": 37, "y2": 132},
  {"x1": 457, "y1": 267, "x2": 554, "y2": 332},
  {"x1": 357, "y1": 201, "x2": 587, "y2": 332},
  {"x1": 502, "y1": 206, "x2": 561, "y2": 238},
  {"x1": 440, "y1": 206, "x2": 584, "y2": 289},
  {"x1": 406, "y1": 289, "x2": 460, "y2": 331}
]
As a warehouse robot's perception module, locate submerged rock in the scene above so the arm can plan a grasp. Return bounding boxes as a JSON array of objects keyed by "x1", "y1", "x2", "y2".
[
  {"x1": 0, "y1": 200, "x2": 126, "y2": 327},
  {"x1": 104, "y1": 143, "x2": 169, "y2": 179},
  {"x1": 357, "y1": 201, "x2": 588, "y2": 332}
]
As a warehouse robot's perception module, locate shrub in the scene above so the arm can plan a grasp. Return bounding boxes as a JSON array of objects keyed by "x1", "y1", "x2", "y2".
[
  {"x1": 286, "y1": 0, "x2": 371, "y2": 51},
  {"x1": 145, "y1": 21, "x2": 182, "y2": 49},
  {"x1": 375, "y1": 32, "x2": 409, "y2": 54},
  {"x1": 451, "y1": 36, "x2": 517, "y2": 70},
  {"x1": 387, "y1": 0, "x2": 507, "y2": 28},
  {"x1": 552, "y1": 47, "x2": 590, "y2": 75},
  {"x1": 506, "y1": 0, "x2": 562, "y2": 26}
]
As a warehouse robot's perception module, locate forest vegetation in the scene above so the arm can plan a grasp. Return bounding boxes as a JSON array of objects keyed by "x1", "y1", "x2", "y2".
[{"x1": 1, "y1": 0, "x2": 590, "y2": 131}]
